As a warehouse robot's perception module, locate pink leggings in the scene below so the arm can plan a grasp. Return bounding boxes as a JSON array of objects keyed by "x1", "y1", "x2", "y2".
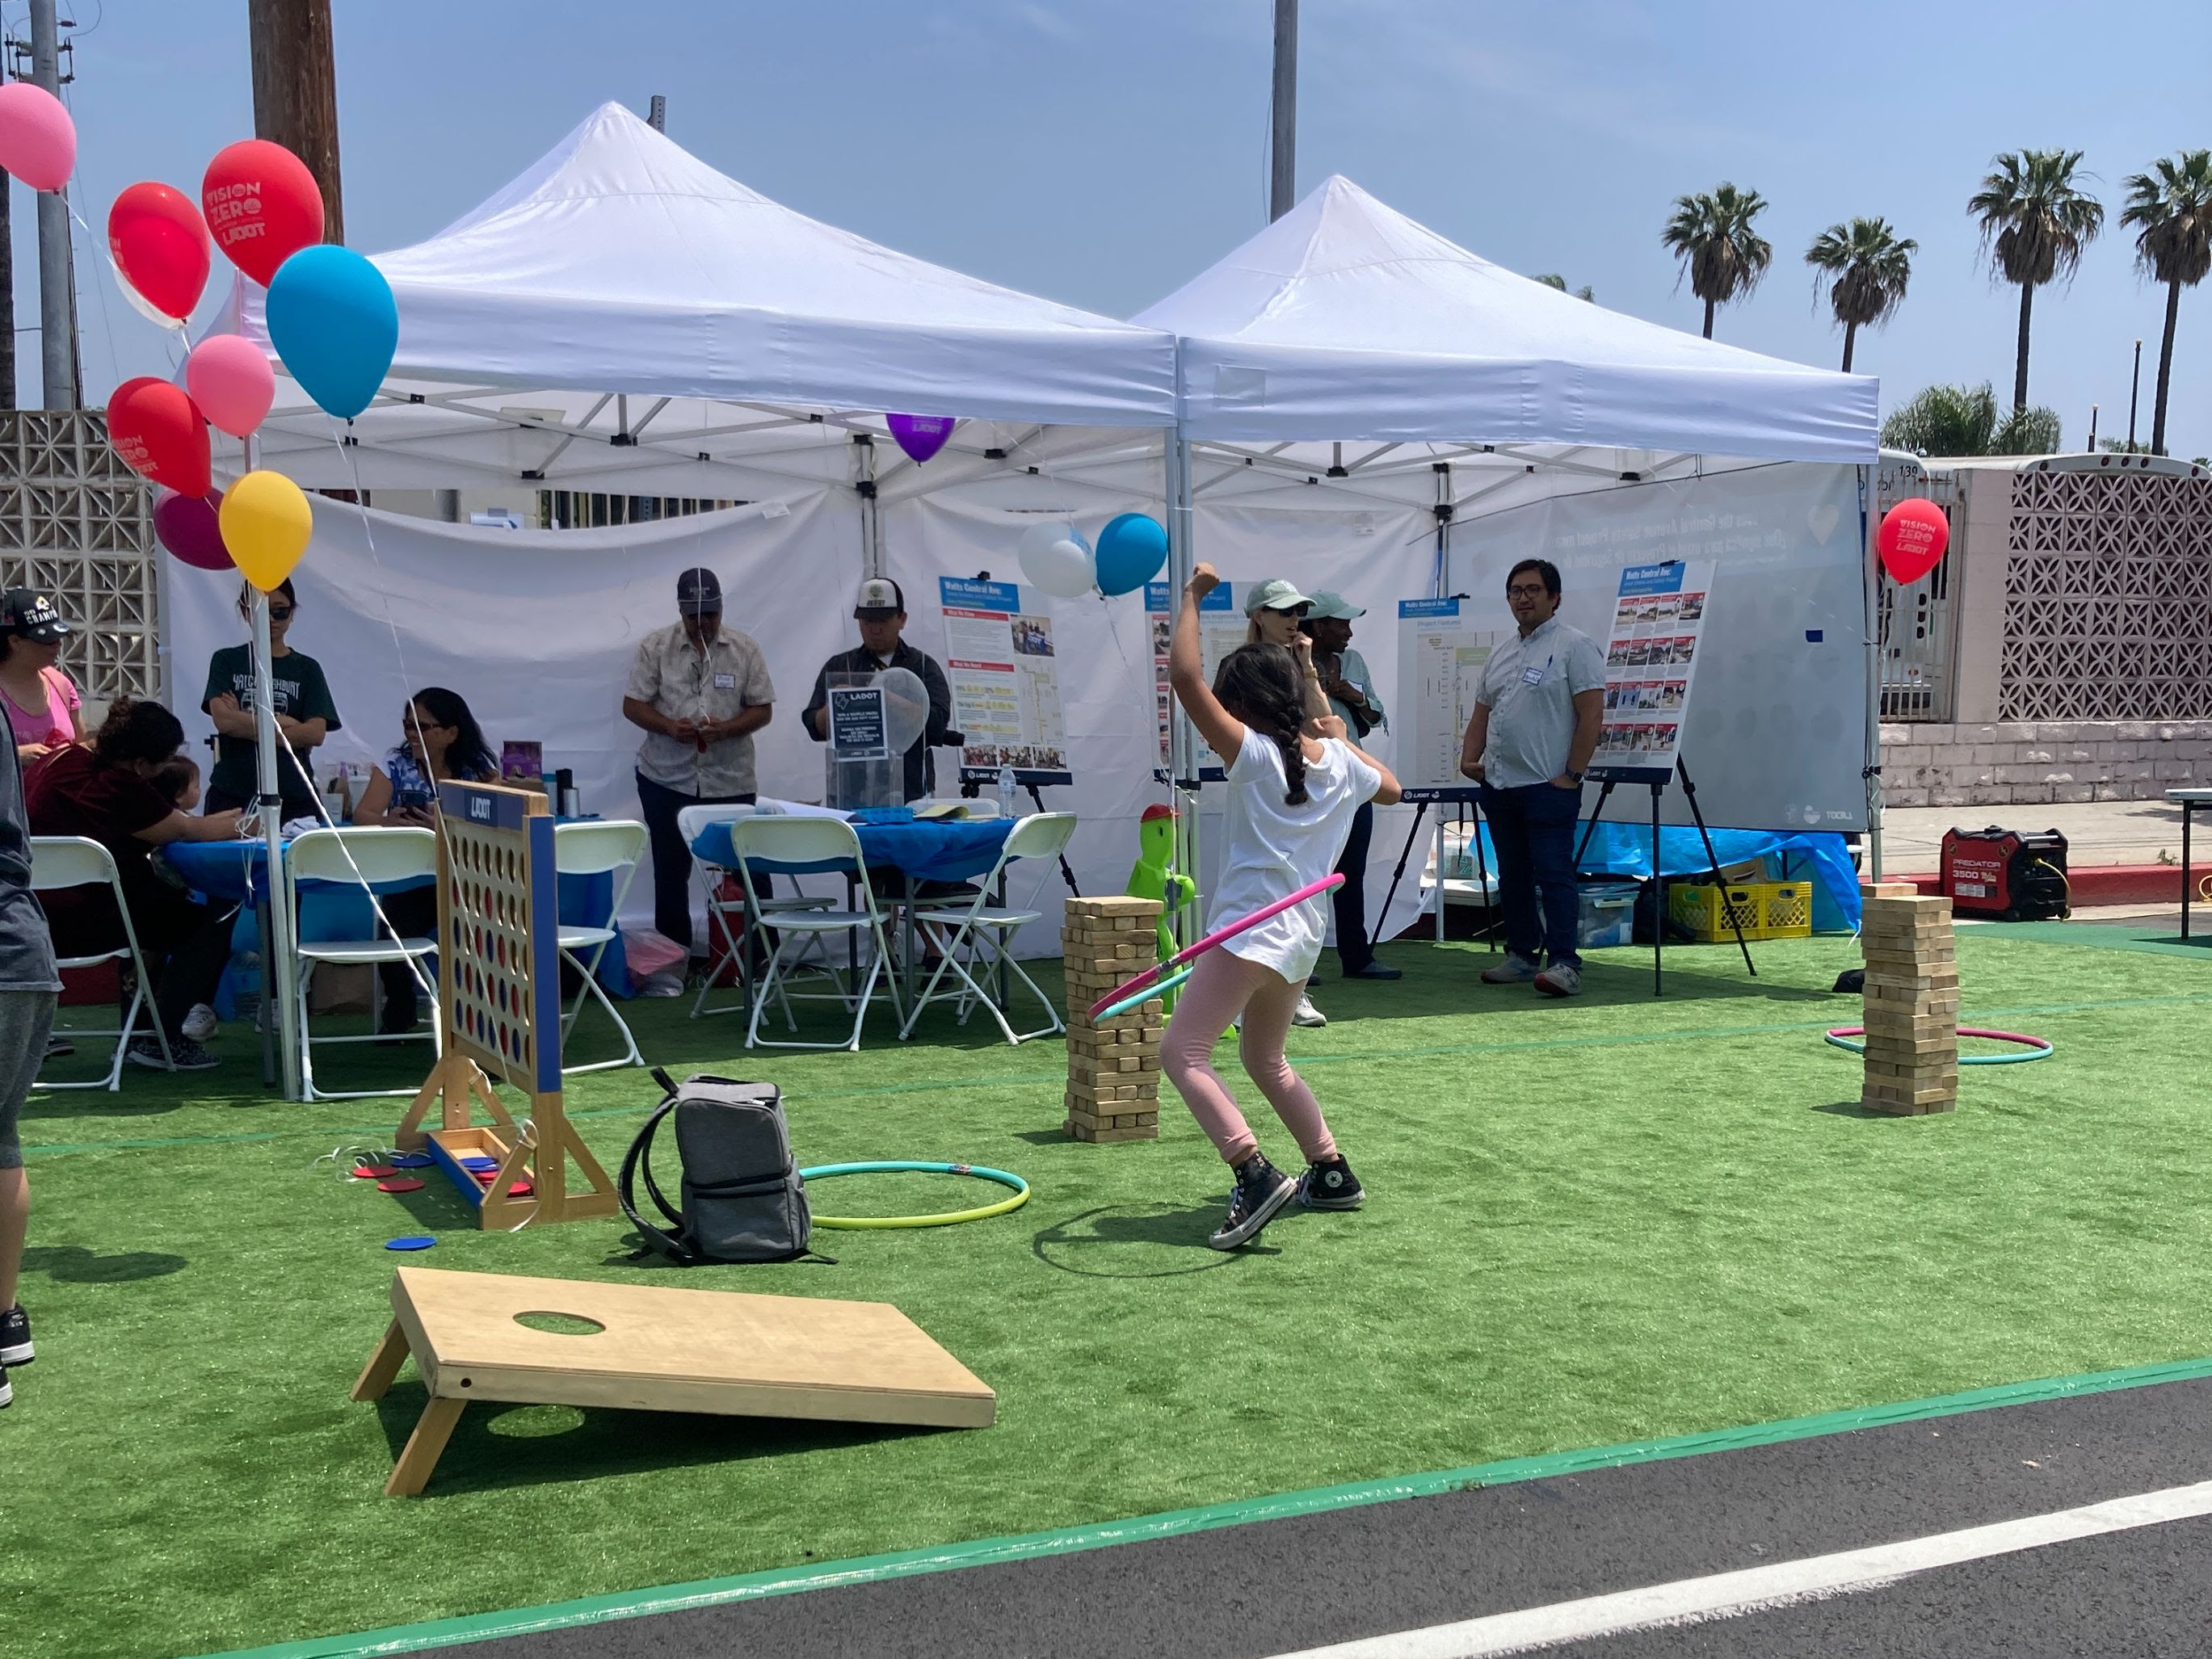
[{"x1": 1159, "y1": 948, "x2": 1338, "y2": 1168}]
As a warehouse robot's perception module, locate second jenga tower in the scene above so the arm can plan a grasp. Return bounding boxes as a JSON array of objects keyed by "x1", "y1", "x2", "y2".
[
  {"x1": 1858, "y1": 886, "x2": 1959, "y2": 1115},
  {"x1": 1061, "y1": 897, "x2": 1163, "y2": 1143}
]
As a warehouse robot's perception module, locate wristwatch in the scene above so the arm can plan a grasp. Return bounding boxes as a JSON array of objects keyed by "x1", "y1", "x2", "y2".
[{"x1": 1564, "y1": 768, "x2": 1586, "y2": 783}]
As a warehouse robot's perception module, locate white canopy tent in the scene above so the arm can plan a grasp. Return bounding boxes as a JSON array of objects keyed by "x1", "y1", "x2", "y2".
[{"x1": 179, "y1": 111, "x2": 1890, "y2": 1100}]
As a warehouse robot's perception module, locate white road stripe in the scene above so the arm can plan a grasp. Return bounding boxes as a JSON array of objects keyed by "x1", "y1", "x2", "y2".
[{"x1": 1270, "y1": 1479, "x2": 2212, "y2": 1658}]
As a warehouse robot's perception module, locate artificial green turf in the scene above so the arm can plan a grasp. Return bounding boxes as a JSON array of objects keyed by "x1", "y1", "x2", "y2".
[{"x1": 3, "y1": 929, "x2": 2209, "y2": 1658}]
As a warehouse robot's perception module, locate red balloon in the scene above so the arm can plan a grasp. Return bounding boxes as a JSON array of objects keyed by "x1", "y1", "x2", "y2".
[
  {"x1": 1876, "y1": 498, "x2": 1949, "y2": 585},
  {"x1": 108, "y1": 377, "x2": 212, "y2": 497},
  {"x1": 107, "y1": 182, "x2": 211, "y2": 321},
  {"x1": 200, "y1": 139, "x2": 324, "y2": 288},
  {"x1": 152, "y1": 488, "x2": 230, "y2": 571}
]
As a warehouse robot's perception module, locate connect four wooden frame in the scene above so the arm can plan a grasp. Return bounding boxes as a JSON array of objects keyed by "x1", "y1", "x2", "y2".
[{"x1": 393, "y1": 782, "x2": 616, "y2": 1228}]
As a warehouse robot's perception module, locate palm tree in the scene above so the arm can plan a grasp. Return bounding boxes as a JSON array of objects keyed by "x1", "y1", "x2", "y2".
[
  {"x1": 1661, "y1": 183, "x2": 1772, "y2": 338},
  {"x1": 1804, "y1": 217, "x2": 1916, "y2": 372},
  {"x1": 2119, "y1": 149, "x2": 2212, "y2": 455},
  {"x1": 1968, "y1": 149, "x2": 2105, "y2": 412},
  {"x1": 1533, "y1": 272, "x2": 1596, "y2": 302},
  {"x1": 1881, "y1": 381, "x2": 2064, "y2": 456}
]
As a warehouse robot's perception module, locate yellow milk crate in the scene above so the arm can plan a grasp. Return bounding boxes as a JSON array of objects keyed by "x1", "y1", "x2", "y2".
[{"x1": 1667, "y1": 880, "x2": 1813, "y2": 942}]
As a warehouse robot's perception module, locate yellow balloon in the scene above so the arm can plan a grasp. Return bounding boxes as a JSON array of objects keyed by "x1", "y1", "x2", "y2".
[{"x1": 218, "y1": 468, "x2": 313, "y2": 592}]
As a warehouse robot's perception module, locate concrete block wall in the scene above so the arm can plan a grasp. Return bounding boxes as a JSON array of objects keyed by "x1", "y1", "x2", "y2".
[{"x1": 1880, "y1": 720, "x2": 2212, "y2": 807}]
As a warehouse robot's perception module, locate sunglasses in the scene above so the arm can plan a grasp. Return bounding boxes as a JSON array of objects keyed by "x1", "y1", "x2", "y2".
[{"x1": 266, "y1": 604, "x2": 296, "y2": 620}]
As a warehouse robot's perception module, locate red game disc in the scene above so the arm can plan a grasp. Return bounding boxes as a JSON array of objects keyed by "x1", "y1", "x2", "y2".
[
  {"x1": 351, "y1": 1164, "x2": 397, "y2": 1179},
  {"x1": 376, "y1": 1177, "x2": 425, "y2": 1194},
  {"x1": 505, "y1": 1181, "x2": 533, "y2": 1198}
]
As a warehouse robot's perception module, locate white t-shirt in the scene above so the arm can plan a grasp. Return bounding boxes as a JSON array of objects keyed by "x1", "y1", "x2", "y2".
[{"x1": 1209, "y1": 726, "x2": 1382, "y2": 983}]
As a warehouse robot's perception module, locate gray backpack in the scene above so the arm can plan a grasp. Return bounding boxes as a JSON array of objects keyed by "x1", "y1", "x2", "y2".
[{"x1": 619, "y1": 1071, "x2": 821, "y2": 1265}]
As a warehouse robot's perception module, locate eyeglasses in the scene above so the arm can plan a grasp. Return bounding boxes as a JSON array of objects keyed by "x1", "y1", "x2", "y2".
[
  {"x1": 267, "y1": 605, "x2": 296, "y2": 620},
  {"x1": 1505, "y1": 585, "x2": 1549, "y2": 599}
]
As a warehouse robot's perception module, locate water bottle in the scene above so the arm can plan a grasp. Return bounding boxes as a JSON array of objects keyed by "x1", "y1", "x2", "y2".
[{"x1": 996, "y1": 763, "x2": 1017, "y2": 818}]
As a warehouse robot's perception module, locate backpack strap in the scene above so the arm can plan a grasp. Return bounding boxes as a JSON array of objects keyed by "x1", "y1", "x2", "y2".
[{"x1": 618, "y1": 1079, "x2": 697, "y2": 1266}]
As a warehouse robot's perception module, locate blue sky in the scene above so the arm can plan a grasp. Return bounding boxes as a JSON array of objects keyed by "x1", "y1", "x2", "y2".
[{"x1": 21, "y1": 0, "x2": 2211, "y2": 456}]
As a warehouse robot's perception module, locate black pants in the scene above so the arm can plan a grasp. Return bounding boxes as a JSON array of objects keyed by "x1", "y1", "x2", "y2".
[
  {"x1": 1478, "y1": 780, "x2": 1583, "y2": 969},
  {"x1": 1331, "y1": 800, "x2": 1377, "y2": 972},
  {"x1": 634, "y1": 772, "x2": 757, "y2": 955},
  {"x1": 376, "y1": 886, "x2": 438, "y2": 1027},
  {"x1": 54, "y1": 881, "x2": 241, "y2": 1043}
]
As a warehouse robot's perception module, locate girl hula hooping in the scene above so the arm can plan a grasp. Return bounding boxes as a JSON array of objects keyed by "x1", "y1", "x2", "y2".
[{"x1": 1163, "y1": 563, "x2": 1404, "y2": 1250}]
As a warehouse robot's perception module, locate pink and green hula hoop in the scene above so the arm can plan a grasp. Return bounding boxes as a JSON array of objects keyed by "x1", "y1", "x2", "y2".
[
  {"x1": 1824, "y1": 1026, "x2": 2054, "y2": 1065},
  {"x1": 1088, "y1": 873, "x2": 1346, "y2": 1023}
]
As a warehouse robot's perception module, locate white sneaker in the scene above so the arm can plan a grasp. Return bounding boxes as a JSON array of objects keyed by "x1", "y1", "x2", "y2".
[
  {"x1": 1482, "y1": 955, "x2": 1538, "y2": 985},
  {"x1": 181, "y1": 1003, "x2": 219, "y2": 1043},
  {"x1": 1292, "y1": 994, "x2": 1327, "y2": 1028},
  {"x1": 1534, "y1": 962, "x2": 1582, "y2": 998}
]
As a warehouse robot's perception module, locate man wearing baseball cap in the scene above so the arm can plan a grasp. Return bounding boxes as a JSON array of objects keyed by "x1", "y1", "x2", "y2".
[
  {"x1": 622, "y1": 567, "x2": 776, "y2": 960},
  {"x1": 1302, "y1": 590, "x2": 1398, "y2": 981},
  {"x1": 802, "y1": 578, "x2": 957, "y2": 803}
]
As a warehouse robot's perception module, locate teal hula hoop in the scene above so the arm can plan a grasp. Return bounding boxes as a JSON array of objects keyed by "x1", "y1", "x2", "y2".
[
  {"x1": 1823, "y1": 1026, "x2": 2054, "y2": 1065},
  {"x1": 798, "y1": 1161, "x2": 1030, "y2": 1228}
]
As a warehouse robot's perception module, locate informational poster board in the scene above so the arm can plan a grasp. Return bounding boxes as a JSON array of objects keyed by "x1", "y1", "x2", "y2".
[
  {"x1": 1394, "y1": 598, "x2": 1507, "y2": 802},
  {"x1": 939, "y1": 577, "x2": 1072, "y2": 784},
  {"x1": 1591, "y1": 560, "x2": 1715, "y2": 783},
  {"x1": 1146, "y1": 578, "x2": 1251, "y2": 780}
]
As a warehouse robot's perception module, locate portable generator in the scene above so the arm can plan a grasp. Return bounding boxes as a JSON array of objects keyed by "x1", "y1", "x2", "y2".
[{"x1": 1940, "y1": 826, "x2": 2071, "y2": 921}]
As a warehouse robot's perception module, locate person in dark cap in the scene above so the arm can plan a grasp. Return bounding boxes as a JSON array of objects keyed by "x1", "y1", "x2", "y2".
[
  {"x1": 802, "y1": 578, "x2": 957, "y2": 803},
  {"x1": 0, "y1": 589, "x2": 84, "y2": 767},
  {"x1": 622, "y1": 566, "x2": 776, "y2": 960}
]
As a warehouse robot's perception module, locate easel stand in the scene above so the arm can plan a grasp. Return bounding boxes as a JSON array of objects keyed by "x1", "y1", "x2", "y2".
[
  {"x1": 1373, "y1": 788, "x2": 1489, "y2": 951},
  {"x1": 393, "y1": 782, "x2": 617, "y2": 1228},
  {"x1": 1571, "y1": 758, "x2": 1754, "y2": 996}
]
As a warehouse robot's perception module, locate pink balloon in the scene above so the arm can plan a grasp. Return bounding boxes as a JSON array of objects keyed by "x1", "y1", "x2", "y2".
[
  {"x1": 0, "y1": 82, "x2": 75, "y2": 192},
  {"x1": 153, "y1": 489, "x2": 232, "y2": 572},
  {"x1": 185, "y1": 334, "x2": 275, "y2": 439}
]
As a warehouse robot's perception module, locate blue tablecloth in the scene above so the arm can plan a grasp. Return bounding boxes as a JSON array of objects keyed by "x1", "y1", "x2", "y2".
[{"x1": 688, "y1": 817, "x2": 1014, "y2": 884}]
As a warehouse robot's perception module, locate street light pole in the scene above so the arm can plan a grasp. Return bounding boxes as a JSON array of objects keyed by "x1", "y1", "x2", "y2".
[{"x1": 2126, "y1": 339, "x2": 2142, "y2": 452}]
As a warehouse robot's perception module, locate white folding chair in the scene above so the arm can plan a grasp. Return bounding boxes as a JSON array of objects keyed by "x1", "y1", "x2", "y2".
[
  {"x1": 30, "y1": 837, "x2": 173, "y2": 1090},
  {"x1": 727, "y1": 816, "x2": 902, "y2": 1052},
  {"x1": 552, "y1": 819, "x2": 647, "y2": 1074},
  {"x1": 900, "y1": 813, "x2": 1078, "y2": 1046},
  {"x1": 284, "y1": 827, "x2": 439, "y2": 1101},
  {"x1": 678, "y1": 802, "x2": 831, "y2": 1023}
]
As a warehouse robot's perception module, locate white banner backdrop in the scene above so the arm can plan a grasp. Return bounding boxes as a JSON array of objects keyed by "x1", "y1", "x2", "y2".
[
  {"x1": 1449, "y1": 461, "x2": 1870, "y2": 834},
  {"x1": 162, "y1": 491, "x2": 861, "y2": 939},
  {"x1": 883, "y1": 492, "x2": 1441, "y2": 960}
]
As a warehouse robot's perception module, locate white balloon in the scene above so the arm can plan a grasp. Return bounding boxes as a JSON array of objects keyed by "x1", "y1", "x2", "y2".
[
  {"x1": 874, "y1": 666, "x2": 929, "y2": 754},
  {"x1": 1018, "y1": 521, "x2": 1095, "y2": 598}
]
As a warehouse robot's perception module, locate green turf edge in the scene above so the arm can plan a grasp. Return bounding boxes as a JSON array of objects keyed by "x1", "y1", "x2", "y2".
[{"x1": 191, "y1": 1350, "x2": 2212, "y2": 1659}]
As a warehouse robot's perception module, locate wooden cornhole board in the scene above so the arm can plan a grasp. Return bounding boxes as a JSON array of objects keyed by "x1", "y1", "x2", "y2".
[{"x1": 352, "y1": 1267, "x2": 996, "y2": 1496}]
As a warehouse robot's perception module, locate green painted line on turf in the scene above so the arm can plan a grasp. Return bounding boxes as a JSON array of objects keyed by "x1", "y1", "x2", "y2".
[
  {"x1": 190, "y1": 1350, "x2": 2212, "y2": 1659},
  {"x1": 28, "y1": 987, "x2": 2212, "y2": 1162}
]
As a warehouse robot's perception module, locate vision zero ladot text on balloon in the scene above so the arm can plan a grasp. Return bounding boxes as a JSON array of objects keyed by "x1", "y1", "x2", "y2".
[{"x1": 204, "y1": 183, "x2": 266, "y2": 238}]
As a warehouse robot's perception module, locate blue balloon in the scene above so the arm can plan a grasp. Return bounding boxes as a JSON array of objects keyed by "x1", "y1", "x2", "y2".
[
  {"x1": 1092, "y1": 511, "x2": 1169, "y2": 597},
  {"x1": 264, "y1": 244, "x2": 397, "y2": 420}
]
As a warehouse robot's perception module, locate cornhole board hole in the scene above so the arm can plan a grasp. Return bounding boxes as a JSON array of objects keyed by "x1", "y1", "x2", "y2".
[{"x1": 351, "y1": 1267, "x2": 996, "y2": 1496}]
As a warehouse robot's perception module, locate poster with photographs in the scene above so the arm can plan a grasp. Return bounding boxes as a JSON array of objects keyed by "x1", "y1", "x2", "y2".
[
  {"x1": 939, "y1": 577, "x2": 1072, "y2": 784},
  {"x1": 1394, "y1": 597, "x2": 1506, "y2": 801},
  {"x1": 1146, "y1": 578, "x2": 1250, "y2": 780},
  {"x1": 1592, "y1": 560, "x2": 1715, "y2": 782}
]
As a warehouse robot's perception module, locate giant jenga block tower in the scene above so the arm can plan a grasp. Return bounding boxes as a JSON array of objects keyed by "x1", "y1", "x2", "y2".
[
  {"x1": 1061, "y1": 896, "x2": 1164, "y2": 1143},
  {"x1": 1858, "y1": 884, "x2": 1959, "y2": 1115}
]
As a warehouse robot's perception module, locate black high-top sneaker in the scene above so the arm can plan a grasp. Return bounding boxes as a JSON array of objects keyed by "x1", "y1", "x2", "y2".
[
  {"x1": 1209, "y1": 1153, "x2": 1297, "y2": 1250},
  {"x1": 1299, "y1": 1156, "x2": 1365, "y2": 1211}
]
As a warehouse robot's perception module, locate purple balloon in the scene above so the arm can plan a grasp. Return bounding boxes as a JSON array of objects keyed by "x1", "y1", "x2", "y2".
[
  {"x1": 886, "y1": 413, "x2": 956, "y2": 465},
  {"x1": 153, "y1": 487, "x2": 232, "y2": 572}
]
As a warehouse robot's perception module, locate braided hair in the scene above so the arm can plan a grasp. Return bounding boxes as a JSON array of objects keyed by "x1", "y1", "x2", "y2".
[{"x1": 1212, "y1": 643, "x2": 1310, "y2": 807}]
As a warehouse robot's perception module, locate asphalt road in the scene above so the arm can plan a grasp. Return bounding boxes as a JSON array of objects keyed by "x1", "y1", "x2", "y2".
[{"x1": 444, "y1": 1375, "x2": 2212, "y2": 1659}]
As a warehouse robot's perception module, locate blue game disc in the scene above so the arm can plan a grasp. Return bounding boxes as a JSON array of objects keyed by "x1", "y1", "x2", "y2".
[
  {"x1": 459, "y1": 1156, "x2": 498, "y2": 1170},
  {"x1": 385, "y1": 1236, "x2": 436, "y2": 1251},
  {"x1": 388, "y1": 1153, "x2": 433, "y2": 1169}
]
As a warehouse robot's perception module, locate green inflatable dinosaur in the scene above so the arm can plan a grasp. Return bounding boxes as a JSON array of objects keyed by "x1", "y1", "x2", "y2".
[{"x1": 1126, "y1": 804, "x2": 1196, "y2": 1007}]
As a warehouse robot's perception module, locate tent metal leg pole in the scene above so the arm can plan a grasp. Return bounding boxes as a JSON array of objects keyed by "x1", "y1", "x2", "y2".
[
  {"x1": 251, "y1": 585, "x2": 304, "y2": 1100},
  {"x1": 1165, "y1": 421, "x2": 1201, "y2": 951},
  {"x1": 1860, "y1": 464, "x2": 1884, "y2": 882}
]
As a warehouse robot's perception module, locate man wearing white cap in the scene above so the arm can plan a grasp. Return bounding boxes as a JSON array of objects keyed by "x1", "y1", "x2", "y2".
[
  {"x1": 622, "y1": 566, "x2": 776, "y2": 960},
  {"x1": 1303, "y1": 591, "x2": 1398, "y2": 981},
  {"x1": 803, "y1": 578, "x2": 957, "y2": 803}
]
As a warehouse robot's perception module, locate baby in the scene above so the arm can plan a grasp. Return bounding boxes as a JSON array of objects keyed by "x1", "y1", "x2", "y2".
[{"x1": 149, "y1": 754, "x2": 201, "y2": 813}]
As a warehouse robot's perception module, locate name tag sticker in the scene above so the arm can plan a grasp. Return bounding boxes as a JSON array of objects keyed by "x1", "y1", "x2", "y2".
[
  {"x1": 712, "y1": 672, "x2": 737, "y2": 691},
  {"x1": 1520, "y1": 666, "x2": 1546, "y2": 686}
]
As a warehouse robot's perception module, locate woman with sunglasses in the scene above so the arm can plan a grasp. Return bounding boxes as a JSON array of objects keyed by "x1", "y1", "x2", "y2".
[
  {"x1": 351, "y1": 687, "x2": 496, "y2": 1034},
  {"x1": 200, "y1": 578, "x2": 343, "y2": 823}
]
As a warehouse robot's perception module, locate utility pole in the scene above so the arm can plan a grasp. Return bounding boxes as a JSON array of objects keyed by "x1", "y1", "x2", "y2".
[
  {"x1": 647, "y1": 94, "x2": 666, "y2": 132},
  {"x1": 2125, "y1": 338, "x2": 2141, "y2": 452},
  {"x1": 2086, "y1": 403, "x2": 2097, "y2": 452},
  {"x1": 247, "y1": 0, "x2": 343, "y2": 243},
  {"x1": 27, "y1": 0, "x2": 74, "y2": 410},
  {"x1": 1268, "y1": 0, "x2": 1297, "y2": 221}
]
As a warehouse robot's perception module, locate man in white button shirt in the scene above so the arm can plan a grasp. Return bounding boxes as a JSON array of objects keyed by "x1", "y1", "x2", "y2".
[{"x1": 1458, "y1": 558, "x2": 1605, "y2": 997}]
